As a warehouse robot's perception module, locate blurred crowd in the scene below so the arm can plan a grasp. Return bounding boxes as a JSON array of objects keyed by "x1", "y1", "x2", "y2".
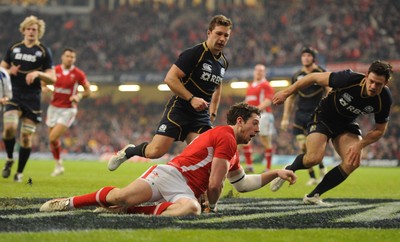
[
  {"x1": 0, "y1": 0, "x2": 399, "y2": 74},
  {"x1": 0, "y1": 0, "x2": 399, "y2": 162},
  {"x1": 1, "y1": 91, "x2": 398, "y2": 161}
]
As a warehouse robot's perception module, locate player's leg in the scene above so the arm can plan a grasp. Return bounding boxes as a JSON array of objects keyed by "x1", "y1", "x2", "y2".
[
  {"x1": 108, "y1": 134, "x2": 175, "y2": 171},
  {"x1": 40, "y1": 173, "x2": 153, "y2": 212},
  {"x1": 103, "y1": 165, "x2": 201, "y2": 216},
  {"x1": 48, "y1": 124, "x2": 68, "y2": 176},
  {"x1": 304, "y1": 133, "x2": 361, "y2": 204},
  {"x1": 259, "y1": 112, "x2": 274, "y2": 172},
  {"x1": 259, "y1": 135, "x2": 273, "y2": 172},
  {"x1": 241, "y1": 143, "x2": 254, "y2": 173},
  {"x1": 160, "y1": 198, "x2": 201, "y2": 216},
  {"x1": 296, "y1": 134, "x2": 317, "y2": 185},
  {"x1": 271, "y1": 132, "x2": 328, "y2": 191},
  {"x1": 14, "y1": 118, "x2": 36, "y2": 182},
  {"x1": 2, "y1": 110, "x2": 19, "y2": 178}
]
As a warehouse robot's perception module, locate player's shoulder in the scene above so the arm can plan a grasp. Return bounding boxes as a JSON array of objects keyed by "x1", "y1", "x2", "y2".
[
  {"x1": 211, "y1": 126, "x2": 234, "y2": 137},
  {"x1": 72, "y1": 66, "x2": 86, "y2": 75},
  {"x1": 181, "y1": 42, "x2": 205, "y2": 54},
  {"x1": 6, "y1": 41, "x2": 24, "y2": 51},
  {"x1": 313, "y1": 65, "x2": 326, "y2": 72}
]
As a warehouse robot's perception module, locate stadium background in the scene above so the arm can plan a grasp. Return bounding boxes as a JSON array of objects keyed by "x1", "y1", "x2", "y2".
[{"x1": 0, "y1": 0, "x2": 399, "y2": 167}]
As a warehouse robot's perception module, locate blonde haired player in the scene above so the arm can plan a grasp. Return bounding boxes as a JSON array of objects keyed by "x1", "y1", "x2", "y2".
[{"x1": 1, "y1": 15, "x2": 56, "y2": 182}]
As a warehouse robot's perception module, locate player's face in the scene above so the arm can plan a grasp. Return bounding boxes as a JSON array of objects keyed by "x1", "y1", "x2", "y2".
[
  {"x1": 237, "y1": 113, "x2": 260, "y2": 144},
  {"x1": 301, "y1": 53, "x2": 314, "y2": 67},
  {"x1": 207, "y1": 25, "x2": 231, "y2": 55},
  {"x1": 23, "y1": 24, "x2": 39, "y2": 42},
  {"x1": 365, "y1": 72, "x2": 388, "y2": 97},
  {"x1": 61, "y1": 51, "x2": 76, "y2": 68},
  {"x1": 253, "y1": 65, "x2": 266, "y2": 81}
]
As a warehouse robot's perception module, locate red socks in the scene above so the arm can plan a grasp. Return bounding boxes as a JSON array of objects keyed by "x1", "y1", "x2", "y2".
[
  {"x1": 72, "y1": 186, "x2": 115, "y2": 208},
  {"x1": 50, "y1": 140, "x2": 61, "y2": 160},
  {"x1": 126, "y1": 202, "x2": 173, "y2": 215},
  {"x1": 265, "y1": 148, "x2": 273, "y2": 171},
  {"x1": 243, "y1": 144, "x2": 253, "y2": 166}
]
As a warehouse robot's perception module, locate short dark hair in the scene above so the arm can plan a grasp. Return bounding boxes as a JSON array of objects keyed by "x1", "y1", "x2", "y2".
[
  {"x1": 63, "y1": 47, "x2": 76, "y2": 54},
  {"x1": 208, "y1": 15, "x2": 233, "y2": 32},
  {"x1": 226, "y1": 102, "x2": 260, "y2": 125},
  {"x1": 301, "y1": 46, "x2": 317, "y2": 61},
  {"x1": 368, "y1": 60, "x2": 393, "y2": 81}
]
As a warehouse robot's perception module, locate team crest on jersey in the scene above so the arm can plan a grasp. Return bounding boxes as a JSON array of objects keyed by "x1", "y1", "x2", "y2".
[
  {"x1": 158, "y1": 124, "x2": 167, "y2": 133},
  {"x1": 202, "y1": 63, "x2": 212, "y2": 72},
  {"x1": 35, "y1": 51, "x2": 43, "y2": 57},
  {"x1": 309, "y1": 124, "x2": 317, "y2": 132},
  {"x1": 364, "y1": 106, "x2": 374, "y2": 113},
  {"x1": 342, "y1": 93, "x2": 353, "y2": 103}
]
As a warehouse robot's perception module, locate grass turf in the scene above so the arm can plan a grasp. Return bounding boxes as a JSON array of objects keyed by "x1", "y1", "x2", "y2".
[{"x1": 0, "y1": 160, "x2": 399, "y2": 241}]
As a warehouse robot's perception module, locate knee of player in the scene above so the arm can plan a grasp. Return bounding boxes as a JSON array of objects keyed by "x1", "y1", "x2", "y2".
[
  {"x1": 106, "y1": 188, "x2": 129, "y2": 206},
  {"x1": 341, "y1": 161, "x2": 360, "y2": 173},
  {"x1": 303, "y1": 153, "x2": 324, "y2": 166},
  {"x1": 145, "y1": 146, "x2": 167, "y2": 159},
  {"x1": 3, "y1": 127, "x2": 16, "y2": 138},
  {"x1": 184, "y1": 200, "x2": 201, "y2": 216}
]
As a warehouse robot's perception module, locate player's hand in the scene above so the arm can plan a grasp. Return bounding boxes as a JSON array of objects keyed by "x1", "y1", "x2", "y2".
[
  {"x1": 69, "y1": 94, "x2": 82, "y2": 103},
  {"x1": 26, "y1": 71, "x2": 40, "y2": 85},
  {"x1": 272, "y1": 91, "x2": 288, "y2": 105},
  {"x1": 9, "y1": 64, "x2": 20, "y2": 76},
  {"x1": 346, "y1": 143, "x2": 362, "y2": 167},
  {"x1": 0, "y1": 97, "x2": 9, "y2": 105},
  {"x1": 280, "y1": 120, "x2": 289, "y2": 131},
  {"x1": 276, "y1": 169, "x2": 297, "y2": 185},
  {"x1": 190, "y1": 97, "x2": 209, "y2": 112}
]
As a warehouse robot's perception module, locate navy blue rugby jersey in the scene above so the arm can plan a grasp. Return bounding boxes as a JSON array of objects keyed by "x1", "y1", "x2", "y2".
[
  {"x1": 174, "y1": 42, "x2": 228, "y2": 104},
  {"x1": 292, "y1": 65, "x2": 326, "y2": 113},
  {"x1": 317, "y1": 69, "x2": 392, "y2": 124},
  {"x1": 3, "y1": 41, "x2": 54, "y2": 95}
]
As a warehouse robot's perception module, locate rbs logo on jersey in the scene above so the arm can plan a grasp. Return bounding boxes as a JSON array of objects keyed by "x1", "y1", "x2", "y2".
[
  {"x1": 339, "y1": 92, "x2": 373, "y2": 115},
  {"x1": 15, "y1": 53, "x2": 37, "y2": 62},
  {"x1": 200, "y1": 63, "x2": 223, "y2": 85}
]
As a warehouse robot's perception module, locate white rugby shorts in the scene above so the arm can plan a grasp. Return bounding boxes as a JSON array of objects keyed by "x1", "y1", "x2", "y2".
[
  {"x1": 46, "y1": 105, "x2": 77, "y2": 128},
  {"x1": 139, "y1": 165, "x2": 197, "y2": 203}
]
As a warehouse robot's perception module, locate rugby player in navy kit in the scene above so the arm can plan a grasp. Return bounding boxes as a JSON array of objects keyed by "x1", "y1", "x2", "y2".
[
  {"x1": 108, "y1": 15, "x2": 232, "y2": 171},
  {"x1": 280, "y1": 47, "x2": 329, "y2": 186},
  {"x1": 271, "y1": 60, "x2": 393, "y2": 205},
  {"x1": 1, "y1": 15, "x2": 56, "y2": 182}
]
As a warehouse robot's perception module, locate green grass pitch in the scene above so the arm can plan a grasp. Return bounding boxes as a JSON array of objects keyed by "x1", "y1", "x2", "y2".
[{"x1": 0, "y1": 159, "x2": 399, "y2": 242}]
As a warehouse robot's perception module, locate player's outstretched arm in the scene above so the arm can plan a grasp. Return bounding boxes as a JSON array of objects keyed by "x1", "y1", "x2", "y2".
[{"x1": 228, "y1": 167, "x2": 297, "y2": 193}]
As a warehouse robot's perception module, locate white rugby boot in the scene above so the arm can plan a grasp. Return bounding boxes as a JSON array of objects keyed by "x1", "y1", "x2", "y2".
[
  {"x1": 51, "y1": 165, "x2": 65, "y2": 177},
  {"x1": 303, "y1": 194, "x2": 332, "y2": 206},
  {"x1": 40, "y1": 198, "x2": 72, "y2": 212},
  {"x1": 306, "y1": 178, "x2": 318, "y2": 186},
  {"x1": 108, "y1": 144, "x2": 135, "y2": 171}
]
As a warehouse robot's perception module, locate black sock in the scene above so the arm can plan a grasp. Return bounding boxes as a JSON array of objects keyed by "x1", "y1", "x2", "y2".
[
  {"x1": 125, "y1": 142, "x2": 148, "y2": 158},
  {"x1": 4, "y1": 138, "x2": 16, "y2": 159},
  {"x1": 308, "y1": 165, "x2": 348, "y2": 197},
  {"x1": 309, "y1": 169, "x2": 316, "y2": 178},
  {"x1": 286, "y1": 154, "x2": 306, "y2": 172},
  {"x1": 319, "y1": 163, "x2": 325, "y2": 169},
  {"x1": 17, "y1": 147, "x2": 31, "y2": 173}
]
